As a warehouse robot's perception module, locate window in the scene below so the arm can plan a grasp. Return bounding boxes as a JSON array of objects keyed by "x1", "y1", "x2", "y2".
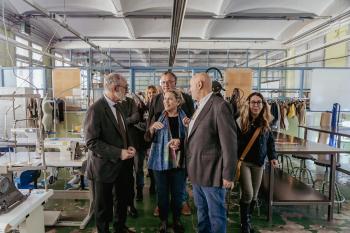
[
  {"x1": 55, "y1": 53, "x2": 63, "y2": 66},
  {"x1": 64, "y1": 58, "x2": 71, "y2": 67},
  {"x1": 32, "y1": 43, "x2": 43, "y2": 61},
  {"x1": 15, "y1": 60, "x2": 30, "y2": 87},
  {"x1": 15, "y1": 36, "x2": 29, "y2": 57}
]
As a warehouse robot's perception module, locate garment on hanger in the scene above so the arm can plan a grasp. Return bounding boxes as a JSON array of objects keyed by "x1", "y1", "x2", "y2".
[
  {"x1": 56, "y1": 98, "x2": 65, "y2": 122},
  {"x1": 42, "y1": 97, "x2": 53, "y2": 132},
  {"x1": 26, "y1": 97, "x2": 39, "y2": 128}
]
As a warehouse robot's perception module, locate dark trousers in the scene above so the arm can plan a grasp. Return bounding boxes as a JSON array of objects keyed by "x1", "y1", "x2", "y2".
[
  {"x1": 135, "y1": 150, "x2": 145, "y2": 189},
  {"x1": 153, "y1": 168, "x2": 185, "y2": 221},
  {"x1": 94, "y1": 172, "x2": 132, "y2": 233}
]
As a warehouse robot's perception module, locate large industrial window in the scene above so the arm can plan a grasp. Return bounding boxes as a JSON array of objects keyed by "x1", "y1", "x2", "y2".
[
  {"x1": 15, "y1": 36, "x2": 29, "y2": 58},
  {"x1": 55, "y1": 53, "x2": 64, "y2": 67},
  {"x1": 32, "y1": 43, "x2": 43, "y2": 61}
]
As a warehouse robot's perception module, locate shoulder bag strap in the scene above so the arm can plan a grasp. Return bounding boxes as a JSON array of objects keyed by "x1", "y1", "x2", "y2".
[{"x1": 239, "y1": 127, "x2": 261, "y2": 161}]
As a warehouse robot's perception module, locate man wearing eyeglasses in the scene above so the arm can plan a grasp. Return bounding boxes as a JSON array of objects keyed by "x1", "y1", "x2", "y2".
[
  {"x1": 148, "y1": 71, "x2": 194, "y2": 126},
  {"x1": 146, "y1": 71, "x2": 195, "y2": 217},
  {"x1": 85, "y1": 73, "x2": 136, "y2": 233}
]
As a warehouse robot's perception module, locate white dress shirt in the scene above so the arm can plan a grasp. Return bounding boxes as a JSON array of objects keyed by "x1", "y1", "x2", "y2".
[
  {"x1": 104, "y1": 94, "x2": 126, "y2": 130},
  {"x1": 188, "y1": 92, "x2": 213, "y2": 135}
]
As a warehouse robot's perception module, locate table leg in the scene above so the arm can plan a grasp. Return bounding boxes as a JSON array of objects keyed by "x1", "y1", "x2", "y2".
[
  {"x1": 19, "y1": 204, "x2": 45, "y2": 233},
  {"x1": 327, "y1": 153, "x2": 336, "y2": 221},
  {"x1": 268, "y1": 165, "x2": 274, "y2": 222}
]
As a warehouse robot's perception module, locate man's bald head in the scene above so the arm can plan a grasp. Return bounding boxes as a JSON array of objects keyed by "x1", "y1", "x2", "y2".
[{"x1": 190, "y1": 72, "x2": 213, "y2": 101}]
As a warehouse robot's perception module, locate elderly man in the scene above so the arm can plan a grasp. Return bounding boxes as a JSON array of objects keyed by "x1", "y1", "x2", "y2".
[
  {"x1": 186, "y1": 72, "x2": 237, "y2": 233},
  {"x1": 84, "y1": 73, "x2": 136, "y2": 233},
  {"x1": 147, "y1": 71, "x2": 194, "y2": 216}
]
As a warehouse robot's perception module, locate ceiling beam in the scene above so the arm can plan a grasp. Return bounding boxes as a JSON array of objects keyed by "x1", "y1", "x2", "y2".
[
  {"x1": 169, "y1": 0, "x2": 188, "y2": 67},
  {"x1": 109, "y1": 0, "x2": 136, "y2": 39},
  {"x1": 25, "y1": 11, "x2": 323, "y2": 20},
  {"x1": 21, "y1": 0, "x2": 128, "y2": 68}
]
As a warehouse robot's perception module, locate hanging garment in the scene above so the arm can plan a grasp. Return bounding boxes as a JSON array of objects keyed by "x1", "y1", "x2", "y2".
[
  {"x1": 270, "y1": 101, "x2": 279, "y2": 127},
  {"x1": 56, "y1": 98, "x2": 65, "y2": 122},
  {"x1": 287, "y1": 103, "x2": 296, "y2": 118},
  {"x1": 26, "y1": 97, "x2": 39, "y2": 128},
  {"x1": 42, "y1": 97, "x2": 53, "y2": 132}
]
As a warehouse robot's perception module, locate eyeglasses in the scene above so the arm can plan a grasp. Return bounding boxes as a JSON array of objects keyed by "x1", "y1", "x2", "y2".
[
  {"x1": 249, "y1": 101, "x2": 263, "y2": 106},
  {"x1": 160, "y1": 80, "x2": 176, "y2": 86},
  {"x1": 116, "y1": 84, "x2": 128, "y2": 90}
]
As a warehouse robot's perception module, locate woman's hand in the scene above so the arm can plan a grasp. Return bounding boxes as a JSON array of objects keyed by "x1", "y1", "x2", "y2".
[
  {"x1": 168, "y1": 138, "x2": 180, "y2": 151},
  {"x1": 182, "y1": 117, "x2": 191, "y2": 128},
  {"x1": 150, "y1": 121, "x2": 164, "y2": 133},
  {"x1": 270, "y1": 159, "x2": 279, "y2": 168}
]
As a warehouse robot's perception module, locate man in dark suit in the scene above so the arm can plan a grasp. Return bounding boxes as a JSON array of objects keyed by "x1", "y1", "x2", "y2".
[
  {"x1": 147, "y1": 71, "x2": 195, "y2": 216},
  {"x1": 185, "y1": 72, "x2": 237, "y2": 233},
  {"x1": 84, "y1": 73, "x2": 136, "y2": 233},
  {"x1": 147, "y1": 71, "x2": 194, "y2": 125}
]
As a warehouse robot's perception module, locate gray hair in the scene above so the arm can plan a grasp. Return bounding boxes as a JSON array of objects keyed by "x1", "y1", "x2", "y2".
[{"x1": 104, "y1": 73, "x2": 124, "y2": 91}]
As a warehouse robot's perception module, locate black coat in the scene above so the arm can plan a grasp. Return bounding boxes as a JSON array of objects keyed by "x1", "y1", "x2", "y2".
[{"x1": 84, "y1": 97, "x2": 134, "y2": 182}]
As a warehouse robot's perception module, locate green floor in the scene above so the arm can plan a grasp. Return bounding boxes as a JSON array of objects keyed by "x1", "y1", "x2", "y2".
[
  {"x1": 43, "y1": 114, "x2": 350, "y2": 232},
  {"x1": 43, "y1": 170, "x2": 350, "y2": 233}
]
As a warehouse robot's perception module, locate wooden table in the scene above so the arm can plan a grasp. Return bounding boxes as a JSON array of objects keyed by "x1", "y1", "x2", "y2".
[{"x1": 264, "y1": 132, "x2": 350, "y2": 222}]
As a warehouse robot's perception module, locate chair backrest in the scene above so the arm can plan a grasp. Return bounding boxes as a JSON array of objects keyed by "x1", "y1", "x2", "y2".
[{"x1": 19, "y1": 170, "x2": 41, "y2": 189}]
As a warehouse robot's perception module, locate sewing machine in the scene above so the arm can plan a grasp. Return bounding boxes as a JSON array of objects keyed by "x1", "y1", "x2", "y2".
[{"x1": 0, "y1": 171, "x2": 28, "y2": 215}]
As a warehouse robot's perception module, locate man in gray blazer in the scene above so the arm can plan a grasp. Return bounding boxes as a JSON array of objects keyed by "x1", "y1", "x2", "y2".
[
  {"x1": 84, "y1": 73, "x2": 136, "y2": 233},
  {"x1": 186, "y1": 72, "x2": 237, "y2": 233}
]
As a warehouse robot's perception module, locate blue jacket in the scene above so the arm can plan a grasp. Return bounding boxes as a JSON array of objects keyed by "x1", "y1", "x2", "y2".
[{"x1": 237, "y1": 122, "x2": 277, "y2": 166}]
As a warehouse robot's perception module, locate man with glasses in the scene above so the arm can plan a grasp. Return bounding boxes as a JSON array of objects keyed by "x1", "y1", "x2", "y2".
[
  {"x1": 85, "y1": 73, "x2": 136, "y2": 233},
  {"x1": 147, "y1": 71, "x2": 195, "y2": 217}
]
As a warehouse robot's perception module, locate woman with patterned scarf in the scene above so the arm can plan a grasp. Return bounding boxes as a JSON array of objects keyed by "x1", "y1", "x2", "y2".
[{"x1": 145, "y1": 90, "x2": 187, "y2": 233}]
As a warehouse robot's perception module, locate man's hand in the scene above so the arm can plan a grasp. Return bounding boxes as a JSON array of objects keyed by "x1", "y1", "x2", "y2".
[
  {"x1": 121, "y1": 147, "x2": 136, "y2": 160},
  {"x1": 182, "y1": 117, "x2": 190, "y2": 128},
  {"x1": 223, "y1": 179, "x2": 234, "y2": 190}
]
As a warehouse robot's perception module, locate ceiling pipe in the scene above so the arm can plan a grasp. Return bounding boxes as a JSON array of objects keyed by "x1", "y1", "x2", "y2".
[
  {"x1": 0, "y1": 33, "x2": 80, "y2": 66},
  {"x1": 264, "y1": 34, "x2": 350, "y2": 67},
  {"x1": 283, "y1": 9, "x2": 350, "y2": 45},
  {"x1": 169, "y1": 0, "x2": 188, "y2": 67},
  {"x1": 21, "y1": 0, "x2": 128, "y2": 68},
  {"x1": 27, "y1": 12, "x2": 326, "y2": 21}
]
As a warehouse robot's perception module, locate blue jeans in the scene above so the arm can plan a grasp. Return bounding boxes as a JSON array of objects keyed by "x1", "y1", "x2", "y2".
[
  {"x1": 192, "y1": 184, "x2": 227, "y2": 233},
  {"x1": 153, "y1": 169, "x2": 186, "y2": 221}
]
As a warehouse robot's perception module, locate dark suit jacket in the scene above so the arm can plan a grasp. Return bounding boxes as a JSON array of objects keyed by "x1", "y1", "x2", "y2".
[
  {"x1": 186, "y1": 94, "x2": 238, "y2": 187},
  {"x1": 147, "y1": 92, "x2": 195, "y2": 127},
  {"x1": 84, "y1": 97, "x2": 134, "y2": 183}
]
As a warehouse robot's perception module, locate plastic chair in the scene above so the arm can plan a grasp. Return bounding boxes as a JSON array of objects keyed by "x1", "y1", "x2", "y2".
[{"x1": 15, "y1": 170, "x2": 41, "y2": 189}]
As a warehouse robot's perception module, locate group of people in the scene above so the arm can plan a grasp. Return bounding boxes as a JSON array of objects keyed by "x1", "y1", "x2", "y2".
[{"x1": 84, "y1": 71, "x2": 278, "y2": 233}]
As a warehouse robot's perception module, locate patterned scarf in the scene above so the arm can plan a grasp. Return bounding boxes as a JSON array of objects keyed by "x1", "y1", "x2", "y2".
[{"x1": 148, "y1": 109, "x2": 187, "y2": 171}]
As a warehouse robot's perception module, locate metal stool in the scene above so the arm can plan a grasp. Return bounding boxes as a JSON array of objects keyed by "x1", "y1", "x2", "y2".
[
  {"x1": 314, "y1": 159, "x2": 345, "y2": 213},
  {"x1": 277, "y1": 154, "x2": 294, "y2": 174},
  {"x1": 292, "y1": 154, "x2": 315, "y2": 186}
]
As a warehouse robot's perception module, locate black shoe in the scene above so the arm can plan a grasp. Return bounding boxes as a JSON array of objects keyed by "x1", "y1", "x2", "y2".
[
  {"x1": 114, "y1": 225, "x2": 136, "y2": 233},
  {"x1": 159, "y1": 221, "x2": 167, "y2": 233},
  {"x1": 173, "y1": 219, "x2": 185, "y2": 233},
  {"x1": 136, "y1": 188, "x2": 143, "y2": 202},
  {"x1": 240, "y1": 201, "x2": 251, "y2": 233},
  {"x1": 128, "y1": 205, "x2": 138, "y2": 218}
]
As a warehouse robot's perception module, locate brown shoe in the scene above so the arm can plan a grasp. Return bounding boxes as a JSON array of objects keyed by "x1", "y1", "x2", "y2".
[
  {"x1": 181, "y1": 202, "x2": 191, "y2": 216},
  {"x1": 153, "y1": 206, "x2": 160, "y2": 217}
]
